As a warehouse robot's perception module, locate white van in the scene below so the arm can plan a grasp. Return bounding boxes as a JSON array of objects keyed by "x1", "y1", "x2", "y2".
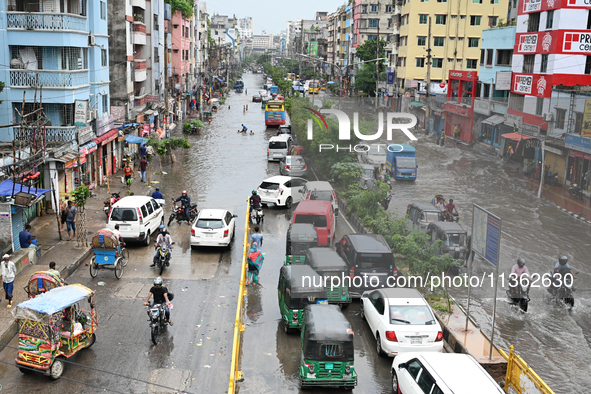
[
  {"x1": 267, "y1": 135, "x2": 292, "y2": 162},
  {"x1": 391, "y1": 352, "x2": 504, "y2": 394},
  {"x1": 107, "y1": 196, "x2": 164, "y2": 245}
]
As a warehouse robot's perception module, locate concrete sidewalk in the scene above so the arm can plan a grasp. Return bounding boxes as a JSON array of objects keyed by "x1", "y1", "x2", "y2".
[{"x1": 525, "y1": 177, "x2": 591, "y2": 224}]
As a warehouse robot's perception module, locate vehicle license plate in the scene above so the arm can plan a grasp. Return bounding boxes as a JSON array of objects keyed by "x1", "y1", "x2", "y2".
[
  {"x1": 325, "y1": 363, "x2": 334, "y2": 370},
  {"x1": 404, "y1": 176, "x2": 409, "y2": 179},
  {"x1": 411, "y1": 337, "x2": 422, "y2": 344},
  {"x1": 274, "y1": 153, "x2": 282, "y2": 157},
  {"x1": 205, "y1": 234, "x2": 213, "y2": 238}
]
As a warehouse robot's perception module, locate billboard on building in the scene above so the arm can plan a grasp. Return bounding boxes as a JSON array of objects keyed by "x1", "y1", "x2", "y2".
[
  {"x1": 496, "y1": 71, "x2": 512, "y2": 90},
  {"x1": 582, "y1": 100, "x2": 591, "y2": 138},
  {"x1": 308, "y1": 41, "x2": 318, "y2": 57}
]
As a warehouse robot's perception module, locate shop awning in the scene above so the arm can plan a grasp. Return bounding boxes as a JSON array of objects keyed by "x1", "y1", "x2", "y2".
[
  {"x1": 117, "y1": 123, "x2": 140, "y2": 130},
  {"x1": 481, "y1": 114, "x2": 505, "y2": 126},
  {"x1": 501, "y1": 133, "x2": 533, "y2": 141},
  {"x1": 79, "y1": 141, "x2": 97, "y2": 155},
  {"x1": 125, "y1": 135, "x2": 148, "y2": 145},
  {"x1": 94, "y1": 128, "x2": 119, "y2": 146},
  {"x1": 52, "y1": 151, "x2": 78, "y2": 163},
  {"x1": 409, "y1": 101, "x2": 424, "y2": 108},
  {"x1": 0, "y1": 179, "x2": 52, "y2": 197}
]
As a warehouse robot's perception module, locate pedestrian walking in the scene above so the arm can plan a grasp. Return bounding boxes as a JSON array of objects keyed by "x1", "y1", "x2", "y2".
[
  {"x1": 60, "y1": 196, "x2": 69, "y2": 231},
  {"x1": 66, "y1": 200, "x2": 76, "y2": 241},
  {"x1": 123, "y1": 162, "x2": 134, "y2": 188},
  {"x1": 246, "y1": 105, "x2": 248, "y2": 111},
  {"x1": 243, "y1": 105, "x2": 246, "y2": 113},
  {"x1": 1, "y1": 254, "x2": 16, "y2": 308},
  {"x1": 246, "y1": 242, "x2": 264, "y2": 286},
  {"x1": 250, "y1": 226, "x2": 263, "y2": 248},
  {"x1": 140, "y1": 158, "x2": 148, "y2": 183}
]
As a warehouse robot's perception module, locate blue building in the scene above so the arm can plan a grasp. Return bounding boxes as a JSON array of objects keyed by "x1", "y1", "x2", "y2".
[
  {"x1": 0, "y1": 0, "x2": 110, "y2": 198},
  {"x1": 473, "y1": 26, "x2": 515, "y2": 148}
]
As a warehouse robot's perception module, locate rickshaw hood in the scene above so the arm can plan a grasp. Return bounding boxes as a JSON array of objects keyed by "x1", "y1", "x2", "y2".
[{"x1": 13, "y1": 284, "x2": 94, "y2": 321}]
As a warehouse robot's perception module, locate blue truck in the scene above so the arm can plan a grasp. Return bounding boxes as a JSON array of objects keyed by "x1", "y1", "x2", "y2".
[
  {"x1": 386, "y1": 144, "x2": 417, "y2": 181},
  {"x1": 269, "y1": 85, "x2": 279, "y2": 95}
]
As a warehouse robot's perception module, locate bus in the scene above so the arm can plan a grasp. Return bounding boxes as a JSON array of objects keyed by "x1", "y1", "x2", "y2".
[
  {"x1": 308, "y1": 80, "x2": 320, "y2": 94},
  {"x1": 265, "y1": 100, "x2": 286, "y2": 126}
]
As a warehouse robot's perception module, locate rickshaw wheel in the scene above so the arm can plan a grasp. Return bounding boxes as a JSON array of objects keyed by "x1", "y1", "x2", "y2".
[
  {"x1": 114, "y1": 259, "x2": 123, "y2": 279},
  {"x1": 49, "y1": 357, "x2": 65, "y2": 380},
  {"x1": 89, "y1": 257, "x2": 98, "y2": 278},
  {"x1": 85, "y1": 333, "x2": 96, "y2": 349},
  {"x1": 121, "y1": 248, "x2": 130, "y2": 267}
]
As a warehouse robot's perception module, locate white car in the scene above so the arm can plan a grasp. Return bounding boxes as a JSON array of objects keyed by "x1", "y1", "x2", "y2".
[
  {"x1": 258, "y1": 89, "x2": 268, "y2": 97},
  {"x1": 392, "y1": 353, "x2": 505, "y2": 394},
  {"x1": 298, "y1": 181, "x2": 338, "y2": 217},
  {"x1": 257, "y1": 176, "x2": 307, "y2": 209},
  {"x1": 360, "y1": 288, "x2": 443, "y2": 357},
  {"x1": 190, "y1": 209, "x2": 237, "y2": 248},
  {"x1": 358, "y1": 144, "x2": 388, "y2": 166},
  {"x1": 107, "y1": 196, "x2": 164, "y2": 245}
]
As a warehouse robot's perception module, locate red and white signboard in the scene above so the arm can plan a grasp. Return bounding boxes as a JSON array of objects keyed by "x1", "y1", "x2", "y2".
[
  {"x1": 514, "y1": 75, "x2": 533, "y2": 95},
  {"x1": 520, "y1": 0, "x2": 591, "y2": 14},
  {"x1": 511, "y1": 74, "x2": 552, "y2": 98},
  {"x1": 523, "y1": 0, "x2": 542, "y2": 12},
  {"x1": 562, "y1": 32, "x2": 591, "y2": 52},
  {"x1": 518, "y1": 34, "x2": 539, "y2": 53}
]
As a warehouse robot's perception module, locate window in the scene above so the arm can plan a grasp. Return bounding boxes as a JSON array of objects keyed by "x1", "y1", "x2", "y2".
[
  {"x1": 101, "y1": 49, "x2": 107, "y2": 66},
  {"x1": 490, "y1": 0, "x2": 499, "y2": 3},
  {"x1": 361, "y1": 4, "x2": 367, "y2": 13},
  {"x1": 434, "y1": 37, "x2": 444, "y2": 46},
  {"x1": 448, "y1": 58, "x2": 454, "y2": 62},
  {"x1": 496, "y1": 49, "x2": 512, "y2": 66},
  {"x1": 556, "y1": 108, "x2": 566, "y2": 129},
  {"x1": 536, "y1": 97, "x2": 544, "y2": 116},
  {"x1": 417, "y1": 370, "x2": 437, "y2": 394},
  {"x1": 489, "y1": 16, "x2": 498, "y2": 26},
  {"x1": 527, "y1": 12, "x2": 540, "y2": 32},
  {"x1": 369, "y1": 19, "x2": 379, "y2": 28},
  {"x1": 416, "y1": 58, "x2": 425, "y2": 67},
  {"x1": 146, "y1": 202, "x2": 154, "y2": 215},
  {"x1": 523, "y1": 54, "x2": 535, "y2": 73},
  {"x1": 421, "y1": 0, "x2": 428, "y2": 2},
  {"x1": 154, "y1": 15, "x2": 159, "y2": 30},
  {"x1": 486, "y1": 49, "x2": 493, "y2": 65},
  {"x1": 509, "y1": 93, "x2": 525, "y2": 112},
  {"x1": 472, "y1": 0, "x2": 483, "y2": 3},
  {"x1": 368, "y1": 34, "x2": 378, "y2": 41},
  {"x1": 587, "y1": 10, "x2": 591, "y2": 29},
  {"x1": 433, "y1": 58, "x2": 443, "y2": 68},
  {"x1": 467, "y1": 59, "x2": 478, "y2": 69},
  {"x1": 437, "y1": 0, "x2": 448, "y2": 2},
  {"x1": 468, "y1": 38, "x2": 479, "y2": 47},
  {"x1": 386, "y1": 5, "x2": 392, "y2": 12},
  {"x1": 546, "y1": 10, "x2": 554, "y2": 29},
  {"x1": 102, "y1": 95, "x2": 108, "y2": 113},
  {"x1": 480, "y1": 49, "x2": 485, "y2": 65},
  {"x1": 407, "y1": 360, "x2": 423, "y2": 379},
  {"x1": 470, "y1": 15, "x2": 481, "y2": 25},
  {"x1": 417, "y1": 36, "x2": 426, "y2": 46},
  {"x1": 388, "y1": 18, "x2": 392, "y2": 27},
  {"x1": 541, "y1": 54, "x2": 548, "y2": 73},
  {"x1": 575, "y1": 112, "x2": 584, "y2": 134},
  {"x1": 100, "y1": 1, "x2": 106, "y2": 19},
  {"x1": 370, "y1": 4, "x2": 378, "y2": 12},
  {"x1": 419, "y1": 14, "x2": 428, "y2": 24},
  {"x1": 586, "y1": 56, "x2": 591, "y2": 74},
  {"x1": 436, "y1": 15, "x2": 447, "y2": 24},
  {"x1": 456, "y1": 59, "x2": 463, "y2": 66}
]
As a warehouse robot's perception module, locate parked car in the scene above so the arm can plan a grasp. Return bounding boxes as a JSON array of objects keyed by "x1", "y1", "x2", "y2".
[
  {"x1": 391, "y1": 353, "x2": 505, "y2": 394},
  {"x1": 361, "y1": 288, "x2": 443, "y2": 357},
  {"x1": 190, "y1": 209, "x2": 237, "y2": 248},
  {"x1": 291, "y1": 201, "x2": 336, "y2": 246},
  {"x1": 406, "y1": 202, "x2": 445, "y2": 232},
  {"x1": 279, "y1": 155, "x2": 308, "y2": 177},
  {"x1": 298, "y1": 181, "x2": 338, "y2": 217},
  {"x1": 107, "y1": 196, "x2": 164, "y2": 245},
  {"x1": 336, "y1": 234, "x2": 398, "y2": 298},
  {"x1": 359, "y1": 144, "x2": 388, "y2": 166},
  {"x1": 252, "y1": 94, "x2": 262, "y2": 102},
  {"x1": 267, "y1": 135, "x2": 293, "y2": 162},
  {"x1": 257, "y1": 175, "x2": 307, "y2": 209},
  {"x1": 258, "y1": 89, "x2": 268, "y2": 97}
]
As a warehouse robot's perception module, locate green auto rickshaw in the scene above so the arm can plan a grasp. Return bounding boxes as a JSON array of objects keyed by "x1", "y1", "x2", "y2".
[
  {"x1": 305, "y1": 247, "x2": 351, "y2": 308},
  {"x1": 300, "y1": 304, "x2": 357, "y2": 390},
  {"x1": 278, "y1": 265, "x2": 328, "y2": 334},
  {"x1": 285, "y1": 223, "x2": 318, "y2": 265}
]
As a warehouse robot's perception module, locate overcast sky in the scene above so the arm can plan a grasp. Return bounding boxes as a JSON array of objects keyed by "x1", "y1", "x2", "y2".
[{"x1": 204, "y1": 0, "x2": 347, "y2": 35}]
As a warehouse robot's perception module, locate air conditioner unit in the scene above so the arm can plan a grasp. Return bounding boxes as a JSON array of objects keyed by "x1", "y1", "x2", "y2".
[
  {"x1": 90, "y1": 109, "x2": 98, "y2": 120},
  {"x1": 543, "y1": 112, "x2": 553, "y2": 122},
  {"x1": 89, "y1": 35, "x2": 96, "y2": 47}
]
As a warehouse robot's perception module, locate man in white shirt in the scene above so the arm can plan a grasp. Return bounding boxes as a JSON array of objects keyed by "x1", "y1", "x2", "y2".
[{"x1": 1, "y1": 254, "x2": 16, "y2": 308}]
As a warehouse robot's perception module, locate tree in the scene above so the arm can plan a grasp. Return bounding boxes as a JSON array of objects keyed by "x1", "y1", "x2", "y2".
[
  {"x1": 71, "y1": 185, "x2": 90, "y2": 247},
  {"x1": 355, "y1": 38, "x2": 388, "y2": 65},
  {"x1": 354, "y1": 63, "x2": 386, "y2": 96},
  {"x1": 147, "y1": 136, "x2": 190, "y2": 175}
]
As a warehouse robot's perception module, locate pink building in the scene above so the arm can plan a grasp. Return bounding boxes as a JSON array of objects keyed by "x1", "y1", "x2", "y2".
[{"x1": 168, "y1": 11, "x2": 192, "y2": 93}]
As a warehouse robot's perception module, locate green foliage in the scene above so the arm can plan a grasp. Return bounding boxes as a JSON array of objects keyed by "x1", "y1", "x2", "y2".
[
  {"x1": 330, "y1": 162, "x2": 362, "y2": 187},
  {"x1": 71, "y1": 184, "x2": 90, "y2": 208},
  {"x1": 284, "y1": 98, "x2": 292, "y2": 117},
  {"x1": 165, "y1": 0, "x2": 194, "y2": 18},
  {"x1": 183, "y1": 120, "x2": 203, "y2": 134},
  {"x1": 147, "y1": 136, "x2": 190, "y2": 156},
  {"x1": 219, "y1": 97, "x2": 227, "y2": 105},
  {"x1": 355, "y1": 38, "x2": 388, "y2": 63}
]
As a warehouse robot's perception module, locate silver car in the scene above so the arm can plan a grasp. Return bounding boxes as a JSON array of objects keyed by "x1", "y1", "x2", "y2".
[
  {"x1": 359, "y1": 144, "x2": 388, "y2": 166},
  {"x1": 279, "y1": 155, "x2": 308, "y2": 177}
]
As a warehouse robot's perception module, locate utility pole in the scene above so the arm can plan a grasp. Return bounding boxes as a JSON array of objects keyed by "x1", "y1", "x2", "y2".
[
  {"x1": 165, "y1": 19, "x2": 170, "y2": 138},
  {"x1": 426, "y1": 16, "x2": 432, "y2": 105},
  {"x1": 375, "y1": 9, "x2": 380, "y2": 109}
]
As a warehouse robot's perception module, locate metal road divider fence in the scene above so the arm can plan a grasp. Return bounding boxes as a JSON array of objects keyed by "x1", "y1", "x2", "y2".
[
  {"x1": 499, "y1": 346, "x2": 555, "y2": 394},
  {"x1": 228, "y1": 200, "x2": 250, "y2": 393}
]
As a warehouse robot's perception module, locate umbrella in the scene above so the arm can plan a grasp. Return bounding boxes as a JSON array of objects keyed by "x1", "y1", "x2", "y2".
[
  {"x1": 327, "y1": 81, "x2": 337, "y2": 85},
  {"x1": 208, "y1": 98, "x2": 218, "y2": 103}
]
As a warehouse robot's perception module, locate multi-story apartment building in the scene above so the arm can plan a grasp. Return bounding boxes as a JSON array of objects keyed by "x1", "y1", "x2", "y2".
[
  {"x1": 198, "y1": 2, "x2": 208, "y2": 77},
  {"x1": 108, "y1": 0, "x2": 165, "y2": 122},
  {"x1": 0, "y1": 0, "x2": 111, "y2": 194},
  {"x1": 238, "y1": 17, "x2": 253, "y2": 39},
  {"x1": 396, "y1": 0, "x2": 509, "y2": 91}
]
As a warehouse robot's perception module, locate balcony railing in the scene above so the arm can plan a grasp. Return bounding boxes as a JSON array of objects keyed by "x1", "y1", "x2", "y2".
[
  {"x1": 134, "y1": 59, "x2": 147, "y2": 70},
  {"x1": 14, "y1": 125, "x2": 76, "y2": 144},
  {"x1": 7, "y1": 12, "x2": 87, "y2": 31},
  {"x1": 133, "y1": 22, "x2": 146, "y2": 33},
  {"x1": 10, "y1": 69, "x2": 89, "y2": 88}
]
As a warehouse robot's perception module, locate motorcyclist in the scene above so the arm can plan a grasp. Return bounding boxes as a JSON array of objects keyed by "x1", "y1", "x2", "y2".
[
  {"x1": 250, "y1": 190, "x2": 261, "y2": 213},
  {"x1": 143, "y1": 277, "x2": 173, "y2": 326},
  {"x1": 151, "y1": 225, "x2": 173, "y2": 267},
  {"x1": 552, "y1": 255, "x2": 577, "y2": 286},
  {"x1": 151, "y1": 187, "x2": 163, "y2": 200},
  {"x1": 172, "y1": 190, "x2": 191, "y2": 222},
  {"x1": 511, "y1": 258, "x2": 530, "y2": 279}
]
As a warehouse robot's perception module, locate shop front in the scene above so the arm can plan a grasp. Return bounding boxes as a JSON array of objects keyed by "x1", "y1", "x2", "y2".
[
  {"x1": 500, "y1": 133, "x2": 539, "y2": 170},
  {"x1": 480, "y1": 114, "x2": 507, "y2": 147},
  {"x1": 443, "y1": 70, "x2": 478, "y2": 143},
  {"x1": 565, "y1": 134, "x2": 591, "y2": 187},
  {"x1": 543, "y1": 143, "x2": 567, "y2": 185},
  {"x1": 79, "y1": 141, "x2": 98, "y2": 189},
  {"x1": 409, "y1": 102, "x2": 425, "y2": 129},
  {"x1": 94, "y1": 128, "x2": 119, "y2": 185}
]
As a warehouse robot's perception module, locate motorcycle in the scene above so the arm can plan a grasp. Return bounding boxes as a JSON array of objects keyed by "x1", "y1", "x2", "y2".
[
  {"x1": 250, "y1": 206, "x2": 264, "y2": 224},
  {"x1": 547, "y1": 268, "x2": 575, "y2": 308},
  {"x1": 443, "y1": 211, "x2": 460, "y2": 222},
  {"x1": 146, "y1": 298, "x2": 173, "y2": 345},
  {"x1": 506, "y1": 276, "x2": 531, "y2": 312},
  {"x1": 380, "y1": 194, "x2": 392, "y2": 210},
  {"x1": 154, "y1": 242, "x2": 175, "y2": 275},
  {"x1": 544, "y1": 166, "x2": 559, "y2": 186},
  {"x1": 568, "y1": 183, "x2": 584, "y2": 200},
  {"x1": 103, "y1": 192, "x2": 121, "y2": 218},
  {"x1": 168, "y1": 202, "x2": 198, "y2": 226}
]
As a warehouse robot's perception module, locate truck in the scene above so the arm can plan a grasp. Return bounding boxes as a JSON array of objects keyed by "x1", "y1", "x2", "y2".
[
  {"x1": 386, "y1": 144, "x2": 417, "y2": 181},
  {"x1": 269, "y1": 85, "x2": 279, "y2": 95}
]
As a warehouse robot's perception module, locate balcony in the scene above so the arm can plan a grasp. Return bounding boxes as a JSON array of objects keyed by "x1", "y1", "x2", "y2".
[
  {"x1": 10, "y1": 69, "x2": 89, "y2": 88},
  {"x1": 7, "y1": 12, "x2": 87, "y2": 32},
  {"x1": 133, "y1": 21, "x2": 146, "y2": 33},
  {"x1": 134, "y1": 59, "x2": 147, "y2": 70},
  {"x1": 14, "y1": 125, "x2": 76, "y2": 144},
  {"x1": 135, "y1": 68, "x2": 147, "y2": 82},
  {"x1": 134, "y1": 96, "x2": 147, "y2": 107}
]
